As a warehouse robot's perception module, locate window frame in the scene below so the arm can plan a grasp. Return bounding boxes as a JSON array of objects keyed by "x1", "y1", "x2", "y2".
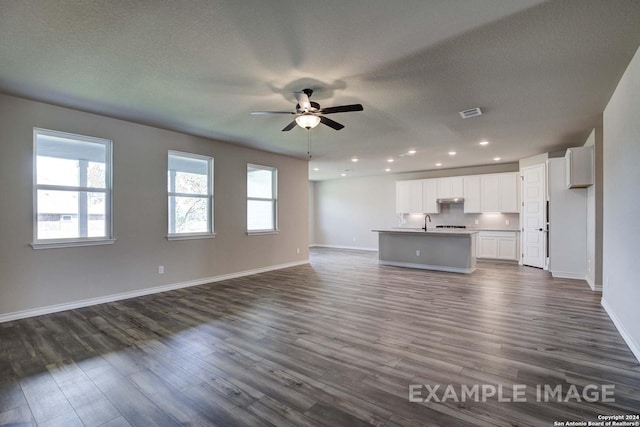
[
  {"x1": 246, "y1": 163, "x2": 278, "y2": 234},
  {"x1": 167, "y1": 150, "x2": 215, "y2": 240},
  {"x1": 31, "y1": 128, "x2": 114, "y2": 249}
]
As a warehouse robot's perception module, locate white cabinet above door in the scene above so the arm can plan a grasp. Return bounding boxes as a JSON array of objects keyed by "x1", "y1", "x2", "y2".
[{"x1": 565, "y1": 146, "x2": 594, "y2": 188}]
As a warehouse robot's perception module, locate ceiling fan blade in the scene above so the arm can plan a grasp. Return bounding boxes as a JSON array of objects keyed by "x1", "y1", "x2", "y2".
[
  {"x1": 320, "y1": 116, "x2": 345, "y2": 130},
  {"x1": 250, "y1": 111, "x2": 295, "y2": 115},
  {"x1": 294, "y1": 92, "x2": 311, "y2": 111},
  {"x1": 319, "y1": 104, "x2": 364, "y2": 114},
  {"x1": 282, "y1": 121, "x2": 297, "y2": 131}
]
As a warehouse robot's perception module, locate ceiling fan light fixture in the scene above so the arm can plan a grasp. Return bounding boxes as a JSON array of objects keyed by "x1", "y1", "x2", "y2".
[{"x1": 295, "y1": 114, "x2": 321, "y2": 129}]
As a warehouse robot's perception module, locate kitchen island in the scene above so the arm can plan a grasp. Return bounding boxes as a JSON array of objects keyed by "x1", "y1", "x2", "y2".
[{"x1": 372, "y1": 229, "x2": 478, "y2": 274}]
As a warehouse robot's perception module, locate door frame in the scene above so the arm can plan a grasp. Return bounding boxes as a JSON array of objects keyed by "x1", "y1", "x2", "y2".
[{"x1": 519, "y1": 163, "x2": 548, "y2": 269}]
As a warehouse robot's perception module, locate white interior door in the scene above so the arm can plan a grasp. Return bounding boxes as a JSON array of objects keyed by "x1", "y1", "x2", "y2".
[{"x1": 521, "y1": 164, "x2": 547, "y2": 268}]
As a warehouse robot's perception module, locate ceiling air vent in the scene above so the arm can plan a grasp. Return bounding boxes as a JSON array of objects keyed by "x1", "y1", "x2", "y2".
[{"x1": 459, "y1": 107, "x2": 482, "y2": 119}]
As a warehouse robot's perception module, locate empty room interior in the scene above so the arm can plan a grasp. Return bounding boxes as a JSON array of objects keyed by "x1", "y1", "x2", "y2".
[{"x1": 1, "y1": 1, "x2": 640, "y2": 426}]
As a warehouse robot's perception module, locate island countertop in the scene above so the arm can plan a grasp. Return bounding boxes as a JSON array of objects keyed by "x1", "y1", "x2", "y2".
[{"x1": 372, "y1": 228, "x2": 478, "y2": 237}]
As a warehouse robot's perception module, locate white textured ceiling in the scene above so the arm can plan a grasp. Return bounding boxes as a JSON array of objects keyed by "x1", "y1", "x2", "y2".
[{"x1": 1, "y1": 0, "x2": 639, "y2": 180}]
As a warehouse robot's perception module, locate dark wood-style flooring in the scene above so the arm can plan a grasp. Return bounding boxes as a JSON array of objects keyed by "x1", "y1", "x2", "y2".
[{"x1": 1, "y1": 248, "x2": 639, "y2": 426}]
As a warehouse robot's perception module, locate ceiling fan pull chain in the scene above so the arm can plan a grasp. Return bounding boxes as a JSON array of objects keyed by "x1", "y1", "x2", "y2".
[{"x1": 307, "y1": 129, "x2": 312, "y2": 159}]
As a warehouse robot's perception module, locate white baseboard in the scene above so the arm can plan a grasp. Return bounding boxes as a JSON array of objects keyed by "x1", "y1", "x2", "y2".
[
  {"x1": 310, "y1": 244, "x2": 378, "y2": 252},
  {"x1": 601, "y1": 298, "x2": 640, "y2": 363},
  {"x1": 0, "y1": 260, "x2": 309, "y2": 323},
  {"x1": 550, "y1": 271, "x2": 587, "y2": 281},
  {"x1": 585, "y1": 276, "x2": 603, "y2": 292}
]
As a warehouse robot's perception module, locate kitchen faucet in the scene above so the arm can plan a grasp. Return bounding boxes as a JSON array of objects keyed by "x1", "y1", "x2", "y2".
[{"x1": 422, "y1": 214, "x2": 431, "y2": 231}]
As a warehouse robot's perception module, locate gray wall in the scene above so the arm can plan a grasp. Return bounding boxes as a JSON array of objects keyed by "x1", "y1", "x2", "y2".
[
  {"x1": 312, "y1": 163, "x2": 519, "y2": 250},
  {"x1": 602, "y1": 46, "x2": 640, "y2": 360},
  {"x1": 0, "y1": 94, "x2": 309, "y2": 317}
]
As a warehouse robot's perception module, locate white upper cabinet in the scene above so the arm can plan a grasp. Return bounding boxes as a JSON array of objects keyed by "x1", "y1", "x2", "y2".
[
  {"x1": 463, "y1": 175, "x2": 481, "y2": 213},
  {"x1": 396, "y1": 179, "x2": 439, "y2": 214},
  {"x1": 396, "y1": 180, "x2": 423, "y2": 213},
  {"x1": 398, "y1": 173, "x2": 518, "y2": 214},
  {"x1": 422, "y1": 178, "x2": 439, "y2": 214},
  {"x1": 436, "y1": 177, "x2": 464, "y2": 199},
  {"x1": 499, "y1": 173, "x2": 519, "y2": 213},
  {"x1": 480, "y1": 174, "x2": 501, "y2": 212},
  {"x1": 480, "y1": 172, "x2": 519, "y2": 213},
  {"x1": 565, "y1": 146, "x2": 594, "y2": 188}
]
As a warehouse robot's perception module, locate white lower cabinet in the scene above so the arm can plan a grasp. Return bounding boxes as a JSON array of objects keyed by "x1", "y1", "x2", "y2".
[{"x1": 476, "y1": 231, "x2": 519, "y2": 261}]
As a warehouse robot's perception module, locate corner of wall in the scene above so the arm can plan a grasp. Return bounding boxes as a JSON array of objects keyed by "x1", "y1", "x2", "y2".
[{"x1": 601, "y1": 298, "x2": 640, "y2": 363}]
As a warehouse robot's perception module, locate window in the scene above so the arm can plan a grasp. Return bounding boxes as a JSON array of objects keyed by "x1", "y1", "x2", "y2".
[
  {"x1": 33, "y1": 128, "x2": 113, "y2": 248},
  {"x1": 247, "y1": 164, "x2": 278, "y2": 233},
  {"x1": 168, "y1": 151, "x2": 214, "y2": 239}
]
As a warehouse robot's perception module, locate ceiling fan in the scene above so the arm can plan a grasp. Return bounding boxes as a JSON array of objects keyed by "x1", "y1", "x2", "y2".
[{"x1": 251, "y1": 89, "x2": 363, "y2": 131}]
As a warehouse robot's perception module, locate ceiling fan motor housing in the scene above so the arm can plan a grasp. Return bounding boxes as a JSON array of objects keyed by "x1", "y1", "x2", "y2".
[
  {"x1": 251, "y1": 87, "x2": 363, "y2": 131},
  {"x1": 296, "y1": 101, "x2": 320, "y2": 112}
]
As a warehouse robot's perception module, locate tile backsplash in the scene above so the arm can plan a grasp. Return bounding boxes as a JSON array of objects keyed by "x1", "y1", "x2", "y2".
[{"x1": 398, "y1": 203, "x2": 519, "y2": 229}]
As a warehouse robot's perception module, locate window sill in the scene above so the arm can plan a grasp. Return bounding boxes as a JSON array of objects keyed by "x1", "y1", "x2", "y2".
[
  {"x1": 31, "y1": 239, "x2": 116, "y2": 250},
  {"x1": 246, "y1": 230, "x2": 279, "y2": 236},
  {"x1": 166, "y1": 233, "x2": 216, "y2": 241}
]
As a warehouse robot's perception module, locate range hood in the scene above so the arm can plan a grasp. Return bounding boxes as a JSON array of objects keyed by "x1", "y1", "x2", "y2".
[{"x1": 437, "y1": 197, "x2": 464, "y2": 204}]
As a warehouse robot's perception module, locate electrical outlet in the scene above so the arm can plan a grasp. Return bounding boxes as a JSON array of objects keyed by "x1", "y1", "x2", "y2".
[
  {"x1": 475, "y1": 219, "x2": 479, "y2": 225},
  {"x1": 296, "y1": 248, "x2": 300, "y2": 254},
  {"x1": 416, "y1": 250, "x2": 420, "y2": 256},
  {"x1": 505, "y1": 219, "x2": 510, "y2": 225},
  {"x1": 158, "y1": 266, "x2": 164, "y2": 274}
]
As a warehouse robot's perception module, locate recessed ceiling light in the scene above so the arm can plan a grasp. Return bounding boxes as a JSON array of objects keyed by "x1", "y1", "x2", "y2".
[
  {"x1": 448, "y1": 151, "x2": 456, "y2": 156},
  {"x1": 313, "y1": 167, "x2": 319, "y2": 171},
  {"x1": 494, "y1": 157, "x2": 501, "y2": 161},
  {"x1": 479, "y1": 141, "x2": 489, "y2": 146},
  {"x1": 387, "y1": 158, "x2": 394, "y2": 163},
  {"x1": 341, "y1": 173, "x2": 346, "y2": 177},
  {"x1": 385, "y1": 168, "x2": 391, "y2": 172},
  {"x1": 351, "y1": 157, "x2": 359, "y2": 162},
  {"x1": 407, "y1": 149, "x2": 416, "y2": 155},
  {"x1": 435, "y1": 162, "x2": 442, "y2": 167}
]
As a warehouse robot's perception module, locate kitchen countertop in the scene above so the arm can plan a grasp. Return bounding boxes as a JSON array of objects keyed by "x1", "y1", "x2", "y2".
[
  {"x1": 467, "y1": 228, "x2": 520, "y2": 232},
  {"x1": 390, "y1": 227, "x2": 520, "y2": 232},
  {"x1": 373, "y1": 228, "x2": 478, "y2": 236}
]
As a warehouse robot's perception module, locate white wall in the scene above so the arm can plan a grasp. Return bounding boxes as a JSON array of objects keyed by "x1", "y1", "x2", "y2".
[
  {"x1": 519, "y1": 152, "x2": 548, "y2": 169},
  {"x1": 0, "y1": 94, "x2": 309, "y2": 319},
  {"x1": 602, "y1": 46, "x2": 640, "y2": 361},
  {"x1": 312, "y1": 163, "x2": 519, "y2": 250},
  {"x1": 547, "y1": 158, "x2": 587, "y2": 279},
  {"x1": 583, "y1": 127, "x2": 603, "y2": 290},
  {"x1": 308, "y1": 181, "x2": 316, "y2": 244}
]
